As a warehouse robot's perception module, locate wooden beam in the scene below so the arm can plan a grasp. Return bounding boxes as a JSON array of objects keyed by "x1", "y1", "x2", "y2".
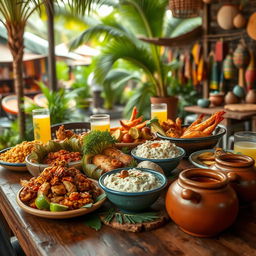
[
  {"x1": 46, "y1": 1, "x2": 57, "y2": 91},
  {"x1": 202, "y1": 3, "x2": 210, "y2": 99}
]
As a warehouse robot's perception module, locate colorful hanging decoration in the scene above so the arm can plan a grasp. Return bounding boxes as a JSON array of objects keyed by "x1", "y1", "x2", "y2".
[
  {"x1": 215, "y1": 40, "x2": 228, "y2": 62},
  {"x1": 184, "y1": 52, "x2": 192, "y2": 80},
  {"x1": 210, "y1": 60, "x2": 220, "y2": 90},
  {"x1": 233, "y1": 41, "x2": 250, "y2": 88},
  {"x1": 191, "y1": 42, "x2": 201, "y2": 66},
  {"x1": 223, "y1": 53, "x2": 235, "y2": 80},
  {"x1": 197, "y1": 56, "x2": 204, "y2": 83},
  {"x1": 245, "y1": 50, "x2": 256, "y2": 89}
]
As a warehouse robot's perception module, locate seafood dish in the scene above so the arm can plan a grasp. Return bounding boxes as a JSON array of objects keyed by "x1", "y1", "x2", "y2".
[
  {"x1": 110, "y1": 107, "x2": 154, "y2": 143},
  {"x1": 133, "y1": 140, "x2": 180, "y2": 159},
  {"x1": 160, "y1": 111, "x2": 225, "y2": 139},
  {"x1": 20, "y1": 162, "x2": 102, "y2": 211},
  {"x1": 55, "y1": 125, "x2": 88, "y2": 141},
  {"x1": 103, "y1": 168, "x2": 162, "y2": 192},
  {"x1": 43, "y1": 150, "x2": 81, "y2": 165}
]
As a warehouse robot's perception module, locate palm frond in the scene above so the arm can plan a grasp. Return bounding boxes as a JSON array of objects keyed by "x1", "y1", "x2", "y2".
[
  {"x1": 168, "y1": 17, "x2": 202, "y2": 38},
  {"x1": 94, "y1": 39, "x2": 157, "y2": 86},
  {"x1": 69, "y1": 23, "x2": 136, "y2": 50},
  {"x1": 119, "y1": 0, "x2": 168, "y2": 37}
]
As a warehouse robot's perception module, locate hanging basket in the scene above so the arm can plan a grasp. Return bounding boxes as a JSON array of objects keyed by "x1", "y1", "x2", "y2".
[{"x1": 169, "y1": 0, "x2": 202, "y2": 18}]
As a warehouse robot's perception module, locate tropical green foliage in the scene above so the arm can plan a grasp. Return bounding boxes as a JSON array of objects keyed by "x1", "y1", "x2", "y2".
[{"x1": 69, "y1": 0, "x2": 201, "y2": 115}]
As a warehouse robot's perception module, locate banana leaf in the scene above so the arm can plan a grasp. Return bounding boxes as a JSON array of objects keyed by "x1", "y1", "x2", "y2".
[
  {"x1": 82, "y1": 155, "x2": 104, "y2": 180},
  {"x1": 30, "y1": 137, "x2": 82, "y2": 164}
]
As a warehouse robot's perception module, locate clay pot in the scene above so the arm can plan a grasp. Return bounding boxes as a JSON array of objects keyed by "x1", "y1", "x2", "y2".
[
  {"x1": 214, "y1": 154, "x2": 256, "y2": 203},
  {"x1": 209, "y1": 93, "x2": 225, "y2": 106},
  {"x1": 225, "y1": 91, "x2": 240, "y2": 104},
  {"x1": 165, "y1": 168, "x2": 239, "y2": 237},
  {"x1": 246, "y1": 90, "x2": 256, "y2": 104},
  {"x1": 150, "y1": 96, "x2": 178, "y2": 120}
]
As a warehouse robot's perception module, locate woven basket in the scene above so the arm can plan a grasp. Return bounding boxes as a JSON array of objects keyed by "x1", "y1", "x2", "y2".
[{"x1": 169, "y1": 0, "x2": 202, "y2": 18}]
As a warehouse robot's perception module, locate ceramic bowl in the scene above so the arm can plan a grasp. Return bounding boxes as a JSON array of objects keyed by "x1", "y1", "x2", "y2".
[
  {"x1": 157, "y1": 126, "x2": 226, "y2": 156},
  {"x1": 25, "y1": 154, "x2": 82, "y2": 177},
  {"x1": 99, "y1": 167, "x2": 167, "y2": 212},
  {"x1": 0, "y1": 147, "x2": 27, "y2": 171},
  {"x1": 131, "y1": 147, "x2": 185, "y2": 176}
]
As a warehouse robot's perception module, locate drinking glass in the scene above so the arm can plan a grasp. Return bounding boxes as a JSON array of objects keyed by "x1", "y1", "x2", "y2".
[
  {"x1": 151, "y1": 103, "x2": 167, "y2": 123},
  {"x1": 32, "y1": 108, "x2": 51, "y2": 143},
  {"x1": 234, "y1": 131, "x2": 256, "y2": 160},
  {"x1": 90, "y1": 114, "x2": 110, "y2": 131}
]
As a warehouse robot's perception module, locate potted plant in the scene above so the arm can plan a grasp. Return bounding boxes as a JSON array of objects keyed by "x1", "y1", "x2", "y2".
[{"x1": 70, "y1": 0, "x2": 202, "y2": 119}]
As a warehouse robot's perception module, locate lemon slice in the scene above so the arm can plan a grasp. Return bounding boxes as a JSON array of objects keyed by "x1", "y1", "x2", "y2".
[
  {"x1": 35, "y1": 195, "x2": 50, "y2": 210},
  {"x1": 50, "y1": 203, "x2": 69, "y2": 212},
  {"x1": 128, "y1": 127, "x2": 140, "y2": 139}
]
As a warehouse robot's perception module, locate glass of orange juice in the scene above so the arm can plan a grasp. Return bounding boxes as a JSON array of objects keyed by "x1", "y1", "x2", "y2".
[
  {"x1": 32, "y1": 108, "x2": 51, "y2": 143},
  {"x1": 234, "y1": 131, "x2": 256, "y2": 161},
  {"x1": 90, "y1": 114, "x2": 110, "y2": 131},
  {"x1": 151, "y1": 103, "x2": 167, "y2": 124}
]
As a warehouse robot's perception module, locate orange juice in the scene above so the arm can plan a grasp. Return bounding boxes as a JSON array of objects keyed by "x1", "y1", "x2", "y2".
[
  {"x1": 151, "y1": 109, "x2": 167, "y2": 124},
  {"x1": 234, "y1": 141, "x2": 256, "y2": 160},
  {"x1": 33, "y1": 114, "x2": 51, "y2": 143},
  {"x1": 91, "y1": 122, "x2": 110, "y2": 131}
]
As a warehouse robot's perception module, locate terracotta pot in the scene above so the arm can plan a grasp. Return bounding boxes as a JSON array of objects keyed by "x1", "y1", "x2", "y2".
[
  {"x1": 209, "y1": 93, "x2": 225, "y2": 106},
  {"x1": 166, "y1": 168, "x2": 238, "y2": 237},
  {"x1": 214, "y1": 154, "x2": 256, "y2": 203},
  {"x1": 245, "y1": 89, "x2": 256, "y2": 104},
  {"x1": 225, "y1": 91, "x2": 240, "y2": 104},
  {"x1": 150, "y1": 96, "x2": 178, "y2": 120}
]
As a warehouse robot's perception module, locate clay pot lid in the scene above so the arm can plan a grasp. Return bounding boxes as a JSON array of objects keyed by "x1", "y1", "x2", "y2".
[
  {"x1": 179, "y1": 168, "x2": 227, "y2": 189},
  {"x1": 216, "y1": 153, "x2": 254, "y2": 168}
]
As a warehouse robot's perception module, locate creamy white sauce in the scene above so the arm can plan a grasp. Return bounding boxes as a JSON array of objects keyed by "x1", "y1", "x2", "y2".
[
  {"x1": 104, "y1": 169, "x2": 162, "y2": 192},
  {"x1": 134, "y1": 140, "x2": 179, "y2": 159}
]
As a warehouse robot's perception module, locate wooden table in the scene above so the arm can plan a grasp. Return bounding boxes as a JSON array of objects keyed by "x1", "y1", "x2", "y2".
[{"x1": 1, "y1": 163, "x2": 256, "y2": 256}]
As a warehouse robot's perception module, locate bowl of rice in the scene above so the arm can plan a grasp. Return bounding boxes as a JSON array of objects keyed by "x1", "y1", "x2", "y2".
[
  {"x1": 99, "y1": 167, "x2": 167, "y2": 212},
  {"x1": 131, "y1": 140, "x2": 185, "y2": 176}
]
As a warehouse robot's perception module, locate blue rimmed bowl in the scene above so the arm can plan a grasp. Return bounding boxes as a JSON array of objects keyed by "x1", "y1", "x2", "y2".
[
  {"x1": 99, "y1": 167, "x2": 167, "y2": 212},
  {"x1": 157, "y1": 126, "x2": 226, "y2": 157},
  {"x1": 131, "y1": 146, "x2": 185, "y2": 176},
  {"x1": 0, "y1": 147, "x2": 27, "y2": 171}
]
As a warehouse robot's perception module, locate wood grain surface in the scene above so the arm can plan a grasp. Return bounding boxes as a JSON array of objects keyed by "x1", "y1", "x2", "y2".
[{"x1": 1, "y1": 161, "x2": 256, "y2": 256}]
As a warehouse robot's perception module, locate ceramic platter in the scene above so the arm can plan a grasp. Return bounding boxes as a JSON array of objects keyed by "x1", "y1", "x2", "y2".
[
  {"x1": 16, "y1": 179, "x2": 106, "y2": 219},
  {"x1": 0, "y1": 148, "x2": 27, "y2": 171},
  {"x1": 189, "y1": 149, "x2": 233, "y2": 169}
]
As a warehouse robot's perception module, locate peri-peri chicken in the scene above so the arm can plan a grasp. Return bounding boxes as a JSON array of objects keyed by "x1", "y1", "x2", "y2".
[{"x1": 103, "y1": 147, "x2": 133, "y2": 166}]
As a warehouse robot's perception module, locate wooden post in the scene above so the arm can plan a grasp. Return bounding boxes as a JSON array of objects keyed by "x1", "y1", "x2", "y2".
[
  {"x1": 202, "y1": 3, "x2": 210, "y2": 99},
  {"x1": 46, "y1": 1, "x2": 57, "y2": 91}
]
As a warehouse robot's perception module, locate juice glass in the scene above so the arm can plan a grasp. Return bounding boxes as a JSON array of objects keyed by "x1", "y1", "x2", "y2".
[
  {"x1": 151, "y1": 103, "x2": 167, "y2": 124},
  {"x1": 32, "y1": 108, "x2": 51, "y2": 143},
  {"x1": 90, "y1": 114, "x2": 110, "y2": 131},
  {"x1": 234, "y1": 131, "x2": 256, "y2": 161}
]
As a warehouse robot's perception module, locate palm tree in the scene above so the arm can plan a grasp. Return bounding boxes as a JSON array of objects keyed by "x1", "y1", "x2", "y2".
[
  {"x1": 0, "y1": 0, "x2": 104, "y2": 140},
  {"x1": 69, "y1": 0, "x2": 201, "y2": 115}
]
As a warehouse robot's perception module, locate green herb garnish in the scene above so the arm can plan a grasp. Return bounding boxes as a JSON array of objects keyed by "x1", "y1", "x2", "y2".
[{"x1": 83, "y1": 131, "x2": 116, "y2": 155}]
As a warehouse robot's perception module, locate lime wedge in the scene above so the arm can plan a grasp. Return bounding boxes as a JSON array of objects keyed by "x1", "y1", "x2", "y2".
[
  {"x1": 50, "y1": 203, "x2": 69, "y2": 212},
  {"x1": 35, "y1": 195, "x2": 50, "y2": 210}
]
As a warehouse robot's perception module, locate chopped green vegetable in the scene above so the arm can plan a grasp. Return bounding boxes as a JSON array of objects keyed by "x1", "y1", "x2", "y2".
[{"x1": 83, "y1": 131, "x2": 116, "y2": 155}]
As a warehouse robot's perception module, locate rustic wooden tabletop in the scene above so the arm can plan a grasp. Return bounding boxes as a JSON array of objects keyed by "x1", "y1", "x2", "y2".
[{"x1": 0, "y1": 161, "x2": 256, "y2": 256}]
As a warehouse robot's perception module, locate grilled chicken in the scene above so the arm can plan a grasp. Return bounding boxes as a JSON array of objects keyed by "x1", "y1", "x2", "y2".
[
  {"x1": 51, "y1": 184, "x2": 66, "y2": 195},
  {"x1": 92, "y1": 154, "x2": 123, "y2": 172},
  {"x1": 37, "y1": 182, "x2": 50, "y2": 196},
  {"x1": 63, "y1": 181, "x2": 77, "y2": 193},
  {"x1": 103, "y1": 147, "x2": 133, "y2": 166}
]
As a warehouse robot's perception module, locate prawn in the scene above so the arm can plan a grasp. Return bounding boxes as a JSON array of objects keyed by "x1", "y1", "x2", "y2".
[{"x1": 187, "y1": 111, "x2": 225, "y2": 132}]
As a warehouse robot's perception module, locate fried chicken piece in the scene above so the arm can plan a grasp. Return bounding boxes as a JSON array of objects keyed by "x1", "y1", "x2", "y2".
[
  {"x1": 63, "y1": 181, "x2": 77, "y2": 193},
  {"x1": 56, "y1": 125, "x2": 75, "y2": 140},
  {"x1": 51, "y1": 184, "x2": 66, "y2": 195},
  {"x1": 50, "y1": 196, "x2": 65, "y2": 203},
  {"x1": 38, "y1": 182, "x2": 50, "y2": 196}
]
